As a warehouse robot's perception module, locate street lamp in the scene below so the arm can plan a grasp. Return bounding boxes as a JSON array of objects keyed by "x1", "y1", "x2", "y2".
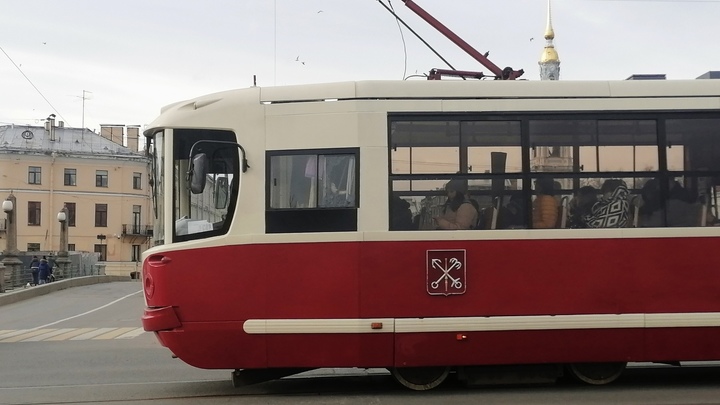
[
  {"x1": 1, "y1": 193, "x2": 21, "y2": 292},
  {"x1": 55, "y1": 206, "x2": 70, "y2": 280},
  {"x1": 2, "y1": 199, "x2": 12, "y2": 214}
]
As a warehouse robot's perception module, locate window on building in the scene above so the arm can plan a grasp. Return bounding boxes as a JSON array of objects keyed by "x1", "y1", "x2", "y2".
[
  {"x1": 68, "y1": 244, "x2": 75, "y2": 252},
  {"x1": 64, "y1": 168, "x2": 77, "y2": 186},
  {"x1": 95, "y1": 203, "x2": 108, "y2": 227},
  {"x1": 27, "y1": 243, "x2": 40, "y2": 251},
  {"x1": 132, "y1": 205, "x2": 141, "y2": 234},
  {"x1": 132, "y1": 245, "x2": 141, "y2": 262},
  {"x1": 96, "y1": 170, "x2": 108, "y2": 187},
  {"x1": 94, "y1": 244, "x2": 107, "y2": 261},
  {"x1": 28, "y1": 166, "x2": 41, "y2": 185},
  {"x1": 65, "y1": 202, "x2": 76, "y2": 227},
  {"x1": 28, "y1": 202, "x2": 41, "y2": 226},
  {"x1": 133, "y1": 172, "x2": 142, "y2": 190}
]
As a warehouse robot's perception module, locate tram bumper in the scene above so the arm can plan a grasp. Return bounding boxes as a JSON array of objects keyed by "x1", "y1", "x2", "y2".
[{"x1": 142, "y1": 306, "x2": 182, "y2": 332}]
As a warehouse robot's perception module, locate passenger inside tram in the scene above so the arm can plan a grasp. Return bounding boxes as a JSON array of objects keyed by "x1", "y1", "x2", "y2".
[
  {"x1": 433, "y1": 179, "x2": 479, "y2": 230},
  {"x1": 499, "y1": 193, "x2": 525, "y2": 229},
  {"x1": 532, "y1": 178, "x2": 558, "y2": 229},
  {"x1": 390, "y1": 194, "x2": 416, "y2": 231},
  {"x1": 567, "y1": 186, "x2": 598, "y2": 229},
  {"x1": 585, "y1": 179, "x2": 630, "y2": 228},
  {"x1": 638, "y1": 178, "x2": 710, "y2": 227}
]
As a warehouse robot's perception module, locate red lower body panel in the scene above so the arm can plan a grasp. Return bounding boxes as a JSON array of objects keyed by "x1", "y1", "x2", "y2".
[{"x1": 142, "y1": 236, "x2": 720, "y2": 370}]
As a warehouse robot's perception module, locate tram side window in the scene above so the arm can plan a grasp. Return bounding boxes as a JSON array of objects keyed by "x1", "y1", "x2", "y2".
[
  {"x1": 389, "y1": 119, "x2": 522, "y2": 230},
  {"x1": 635, "y1": 176, "x2": 716, "y2": 228},
  {"x1": 598, "y1": 120, "x2": 658, "y2": 172},
  {"x1": 391, "y1": 121, "x2": 460, "y2": 175},
  {"x1": 529, "y1": 119, "x2": 658, "y2": 173},
  {"x1": 392, "y1": 177, "x2": 525, "y2": 231},
  {"x1": 267, "y1": 149, "x2": 358, "y2": 233},
  {"x1": 666, "y1": 118, "x2": 720, "y2": 172},
  {"x1": 628, "y1": 118, "x2": 720, "y2": 228}
]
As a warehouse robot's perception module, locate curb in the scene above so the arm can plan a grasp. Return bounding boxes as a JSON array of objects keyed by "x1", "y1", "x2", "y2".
[{"x1": 0, "y1": 275, "x2": 134, "y2": 307}]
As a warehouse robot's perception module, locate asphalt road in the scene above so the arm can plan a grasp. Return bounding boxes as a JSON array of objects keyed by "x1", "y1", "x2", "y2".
[{"x1": 1, "y1": 281, "x2": 719, "y2": 405}]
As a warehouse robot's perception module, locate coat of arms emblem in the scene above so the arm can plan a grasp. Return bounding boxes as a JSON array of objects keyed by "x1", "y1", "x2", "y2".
[{"x1": 426, "y1": 249, "x2": 466, "y2": 296}]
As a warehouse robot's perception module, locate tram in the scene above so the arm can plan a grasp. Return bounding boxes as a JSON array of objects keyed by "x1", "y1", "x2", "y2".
[{"x1": 141, "y1": 78, "x2": 720, "y2": 389}]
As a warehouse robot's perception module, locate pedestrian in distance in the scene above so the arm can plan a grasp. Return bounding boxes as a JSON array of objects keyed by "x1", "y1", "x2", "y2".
[
  {"x1": 38, "y1": 257, "x2": 50, "y2": 285},
  {"x1": 30, "y1": 255, "x2": 40, "y2": 286}
]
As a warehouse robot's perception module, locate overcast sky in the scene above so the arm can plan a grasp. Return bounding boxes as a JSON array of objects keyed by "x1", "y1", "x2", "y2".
[{"x1": 1, "y1": 0, "x2": 719, "y2": 133}]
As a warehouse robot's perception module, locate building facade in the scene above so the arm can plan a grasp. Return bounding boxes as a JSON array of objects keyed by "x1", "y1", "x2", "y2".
[{"x1": 0, "y1": 117, "x2": 151, "y2": 266}]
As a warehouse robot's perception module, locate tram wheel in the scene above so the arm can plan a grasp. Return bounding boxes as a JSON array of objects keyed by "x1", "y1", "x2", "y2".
[
  {"x1": 566, "y1": 362, "x2": 626, "y2": 385},
  {"x1": 390, "y1": 366, "x2": 451, "y2": 391}
]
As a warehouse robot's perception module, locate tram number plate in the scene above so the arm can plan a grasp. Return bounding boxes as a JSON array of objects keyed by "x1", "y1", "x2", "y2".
[{"x1": 426, "y1": 250, "x2": 466, "y2": 296}]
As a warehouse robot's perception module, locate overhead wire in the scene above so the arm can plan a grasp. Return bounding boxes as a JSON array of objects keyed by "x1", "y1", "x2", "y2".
[
  {"x1": 387, "y1": 0, "x2": 409, "y2": 80},
  {"x1": 376, "y1": 0, "x2": 460, "y2": 78},
  {"x1": 0, "y1": 45, "x2": 70, "y2": 124}
]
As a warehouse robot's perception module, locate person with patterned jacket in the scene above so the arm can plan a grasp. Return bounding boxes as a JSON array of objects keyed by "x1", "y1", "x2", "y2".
[{"x1": 585, "y1": 179, "x2": 629, "y2": 228}]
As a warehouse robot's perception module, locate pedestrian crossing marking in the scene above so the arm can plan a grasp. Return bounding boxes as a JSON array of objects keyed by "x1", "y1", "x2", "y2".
[
  {"x1": 71, "y1": 327, "x2": 117, "y2": 340},
  {"x1": 117, "y1": 328, "x2": 145, "y2": 339},
  {"x1": 0, "y1": 327, "x2": 146, "y2": 342},
  {"x1": 0, "y1": 329, "x2": 35, "y2": 340},
  {"x1": 45, "y1": 328, "x2": 95, "y2": 341},
  {"x1": 23, "y1": 328, "x2": 75, "y2": 342},
  {"x1": 93, "y1": 327, "x2": 137, "y2": 340},
  {"x1": 1, "y1": 329, "x2": 54, "y2": 343}
]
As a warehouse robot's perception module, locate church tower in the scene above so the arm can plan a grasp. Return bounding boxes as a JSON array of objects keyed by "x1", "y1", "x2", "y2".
[
  {"x1": 534, "y1": 0, "x2": 572, "y2": 185},
  {"x1": 539, "y1": 0, "x2": 560, "y2": 80}
]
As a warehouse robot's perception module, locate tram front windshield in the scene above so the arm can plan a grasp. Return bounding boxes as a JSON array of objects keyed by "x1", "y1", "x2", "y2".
[{"x1": 149, "y1": 128, "x2": 240, "y2": 246}]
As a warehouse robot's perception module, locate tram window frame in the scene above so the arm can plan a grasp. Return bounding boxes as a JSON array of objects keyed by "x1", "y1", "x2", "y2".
[
  {"x1": 666, "y1": 118, "x2": 720, "y2": 172},
  {"x1": 266, "y1": 148, "x2": 359, "y2": 234},
  {"x1": 391, "y1": 121, "x2": 460, "y2": 175},
  {"x1": 172, "y1": 129, "x2": 240, "y2": 244},
  {"x1": 389, "y1": 117, "x2": 522, "y2": 231},
  {"x1": 389, "y1": 113, "x2": 720, "y2": 231}
]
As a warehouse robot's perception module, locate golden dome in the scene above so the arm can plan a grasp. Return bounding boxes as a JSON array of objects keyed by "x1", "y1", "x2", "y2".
[{"x1": 540, "y1": 47, "x2": 560, "y2": 63}]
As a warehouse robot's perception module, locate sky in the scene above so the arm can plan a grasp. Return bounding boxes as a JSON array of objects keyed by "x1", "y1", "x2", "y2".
[{"x1": 1, "y1": 0, "x2": 719, "y2": 133}]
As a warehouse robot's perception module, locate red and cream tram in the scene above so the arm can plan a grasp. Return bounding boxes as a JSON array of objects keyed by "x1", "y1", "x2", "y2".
[{"x1": 142, "y1": 79, "x2": 720, "y2": 389}]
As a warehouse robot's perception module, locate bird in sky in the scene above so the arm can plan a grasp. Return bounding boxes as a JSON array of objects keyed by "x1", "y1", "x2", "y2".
[{"x1": 530, "y1": 37, "x2": 534, "y2": 42}]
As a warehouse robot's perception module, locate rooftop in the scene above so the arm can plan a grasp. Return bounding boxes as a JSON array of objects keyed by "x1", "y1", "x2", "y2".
[{"x1": 0, "y1": 124, "x2": 142, "y2": 157}]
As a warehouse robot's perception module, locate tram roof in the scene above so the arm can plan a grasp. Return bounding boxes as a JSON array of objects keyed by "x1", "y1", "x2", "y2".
[
  {"x1": 258, "y1": 79, "x2": 720, "y2": 103},
  {"x1": 146, "y1": 79, "x2": 720, "y2": 135}
]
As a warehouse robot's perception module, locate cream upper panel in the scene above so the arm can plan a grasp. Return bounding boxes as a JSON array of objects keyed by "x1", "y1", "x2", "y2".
[{"x1": 147, "y1": 80, "x2": 720, "y2": 139}]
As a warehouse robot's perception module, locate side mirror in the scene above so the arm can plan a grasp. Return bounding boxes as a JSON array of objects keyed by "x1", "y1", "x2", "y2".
[
  {"x1": 189, "y1": 153, "x2": 209, "y2": 194},
  {"x1": 214, "y1": 176, "x2": 229, "y2": 209}
]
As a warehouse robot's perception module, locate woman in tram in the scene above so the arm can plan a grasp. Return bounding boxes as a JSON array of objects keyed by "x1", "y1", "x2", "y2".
[{"x1": 434, "y1": 179, "x2": 478, "y2": 230}]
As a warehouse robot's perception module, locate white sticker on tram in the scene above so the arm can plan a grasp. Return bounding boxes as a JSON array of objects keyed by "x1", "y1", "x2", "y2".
[{"x1": 243, "y1": 312, "x2": 720, "y2": 334}]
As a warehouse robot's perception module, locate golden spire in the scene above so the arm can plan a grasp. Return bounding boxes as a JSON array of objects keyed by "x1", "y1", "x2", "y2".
[
  {"x1": 539, "y1": 0, "x2": 560, "y2": 64},
  {"x1": 544, "y1": 0, "x2": 555, "y2": 40}
]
